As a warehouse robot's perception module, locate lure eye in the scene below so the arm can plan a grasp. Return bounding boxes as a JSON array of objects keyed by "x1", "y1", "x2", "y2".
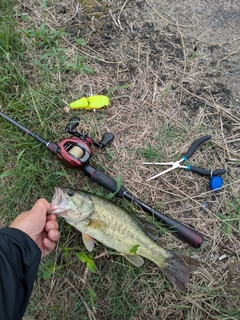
[{"x1": 67, "y1": 190, "x2": 75, "y2": 197}]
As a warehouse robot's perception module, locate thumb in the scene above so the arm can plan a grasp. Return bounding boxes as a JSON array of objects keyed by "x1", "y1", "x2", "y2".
[{"x1": 30, "y1": 198, "x2": 52, "y2": 215}]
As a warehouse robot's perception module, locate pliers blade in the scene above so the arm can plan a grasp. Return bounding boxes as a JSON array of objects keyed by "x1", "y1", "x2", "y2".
[
  {"x1": 142, "y1": 162, "x2": 175, "y2": 165},
  {"x1": 144, "y1": 159, "x2": 185, "y2": 181},
  {"x1": 146, "y1": 165, "x2": 177, "y2": 181}
]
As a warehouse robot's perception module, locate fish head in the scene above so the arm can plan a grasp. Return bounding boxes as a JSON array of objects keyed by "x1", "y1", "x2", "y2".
[{"x1": 49, "y1": 187, "x2": 94, "y2": 222}]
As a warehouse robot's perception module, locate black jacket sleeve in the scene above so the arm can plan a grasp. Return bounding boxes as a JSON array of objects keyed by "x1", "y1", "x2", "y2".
[{"x1": 0, "y1": 228, "x2": 41, "y2": 320}]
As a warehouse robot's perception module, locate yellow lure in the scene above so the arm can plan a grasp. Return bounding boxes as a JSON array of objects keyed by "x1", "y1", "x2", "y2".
[{"x1": 69, "y1": 95, "x2": 109, "y2": 110}]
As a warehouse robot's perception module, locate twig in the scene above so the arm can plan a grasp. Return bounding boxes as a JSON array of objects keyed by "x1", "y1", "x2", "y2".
[
  {"x1": 226, "y1": 138, "x2": 240, "y2": 143},
  {"x1": 217, "y1": 47, "x2": 240, "y2": 67},
  {"x1": 117, "y1": 0, "x2": 129, "y2": 30},
  {"x1": 145, "y1": 0, "x2": 193, "y2": 28},
  {"x1": 176, "y1": 22, "x2": 187, "y2": 107},
  {"x1": 180, "y1": 85, "x2": 240, "y2": 124},
  {"x1": 219, "y1": 37, "x2": 240, "y2": 46}
]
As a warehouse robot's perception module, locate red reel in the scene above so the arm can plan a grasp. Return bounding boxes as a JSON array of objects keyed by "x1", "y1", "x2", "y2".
[{"x1": 57, "y1": 136, "x2": 93, "y2": 168}]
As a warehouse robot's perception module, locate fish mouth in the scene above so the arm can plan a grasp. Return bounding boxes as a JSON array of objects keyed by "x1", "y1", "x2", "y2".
[{"x1": 49, "y1": 187, "x2": 67, "y2": 215}]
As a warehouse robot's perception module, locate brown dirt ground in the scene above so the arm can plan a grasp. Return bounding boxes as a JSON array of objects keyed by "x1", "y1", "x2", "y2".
[{"x1": 15, "y1": 0, "x2": 240, "y2": 319}]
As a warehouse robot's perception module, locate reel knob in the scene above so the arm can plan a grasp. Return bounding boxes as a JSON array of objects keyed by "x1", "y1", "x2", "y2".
[
  {"x1": 98, "y1": 132, "x2": 114, "y2": 148},
  {"x1": 65, "y1": 117, "x2": 80, "y2": 132}
]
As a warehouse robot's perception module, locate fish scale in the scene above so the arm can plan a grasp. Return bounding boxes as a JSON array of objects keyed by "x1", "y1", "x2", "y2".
[
  {"x1": 49, "y1": 187, "x2": 200, "y2": 291},
  {"x1": 79, "y1": 202, "x2": 164, "y2": 260}
]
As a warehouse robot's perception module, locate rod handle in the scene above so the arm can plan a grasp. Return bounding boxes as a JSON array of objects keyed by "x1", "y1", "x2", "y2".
[{"x1": 81, "y1": 164, "x2": 126, "y2": 197}]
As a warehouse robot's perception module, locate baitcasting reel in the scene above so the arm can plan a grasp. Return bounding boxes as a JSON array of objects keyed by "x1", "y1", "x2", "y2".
[
  {"x1": 57, "y1": 117, "x2": 114, "y2": 168},
  {"x1": 0, "y1": 111, "x2": 114, "y2": 169}
]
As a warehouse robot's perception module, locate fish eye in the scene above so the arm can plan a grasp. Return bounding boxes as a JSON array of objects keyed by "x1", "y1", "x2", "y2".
[{"x1": 67, "y1": 190, "x2": 75, "y2": 197}]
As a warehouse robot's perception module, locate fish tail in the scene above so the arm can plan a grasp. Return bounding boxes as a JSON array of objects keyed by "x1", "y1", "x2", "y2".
[{"x1": 161, "y1": 251, "x2": 199, "y2": 291}]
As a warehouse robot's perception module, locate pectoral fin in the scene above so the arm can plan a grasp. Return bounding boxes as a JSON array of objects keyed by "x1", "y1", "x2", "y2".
[
  {"x1": 82, "y1": 233, "x2": 96, "y2": 252},
  {"x1": 123, "y1": 254, "x2": 144, "y2": 267}
]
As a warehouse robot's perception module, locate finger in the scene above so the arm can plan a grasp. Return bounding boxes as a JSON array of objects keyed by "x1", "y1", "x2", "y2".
[
  {"x1": 48, "y1": 229, "x2": 60, "y2": 242},
  {"x1": 31, "y1": 198, "x2": 51, "y2": 214},
  {"x1": 46, "y1": 214, "x2": 57, "y2": 222},
  {"x1": 45, "y1": 220, "x2": 59, "y2": 232},
  {"x1": 43, "y1": 238, "x2": 56, "y2": 256}
]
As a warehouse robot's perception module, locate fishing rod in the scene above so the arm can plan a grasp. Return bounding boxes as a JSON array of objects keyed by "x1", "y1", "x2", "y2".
[
  {"x1": 0, "y1": 111, "x2": 203, "y2": 248},
  {"x1": 0, "y1": 112, "x2": 113, "y2": 167}
]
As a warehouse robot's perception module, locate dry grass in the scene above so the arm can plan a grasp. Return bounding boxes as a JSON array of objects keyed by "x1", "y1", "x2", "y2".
[{"x1": 1, "y1": 0, "x2": 240, "y2": 319}]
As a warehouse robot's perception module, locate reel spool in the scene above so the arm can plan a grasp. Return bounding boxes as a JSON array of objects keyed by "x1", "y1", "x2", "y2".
[{"x1": 68, "y1": 146, "x2": 85, "y2": 159}]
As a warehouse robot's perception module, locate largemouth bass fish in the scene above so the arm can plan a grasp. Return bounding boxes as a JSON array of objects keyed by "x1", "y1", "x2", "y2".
[{"x1": 49, "y1": 187, "x2": 199, "y2": 291}]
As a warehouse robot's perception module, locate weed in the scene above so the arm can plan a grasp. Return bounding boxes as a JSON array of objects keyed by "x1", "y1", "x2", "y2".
[
  {"x1": 24, "y1": 24, "x2": 67, "y2": 49},
  {"x1": 76, "y1": 252, "x2": 97, "y2": 273},
  {"x1": 130, "y1": 244, "x2": 140, "y2": 254},
  {"x1": 218, "y1": 199, "x2": 240, "y2": 236},
  {"x1": 107, "y1": 83, "x2": 132, "y2": 98},
  {"x1": 75, "y1": 37, "x2": 87, "y2": 46}
]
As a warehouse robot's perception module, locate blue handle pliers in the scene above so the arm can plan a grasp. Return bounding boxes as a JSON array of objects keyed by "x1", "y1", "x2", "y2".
[{"x1": 143, "y1": 135, "x2": 226, "y2": 181}]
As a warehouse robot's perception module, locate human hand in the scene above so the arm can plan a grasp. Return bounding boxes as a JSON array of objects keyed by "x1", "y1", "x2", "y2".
[{"x1": 10, "y1": 198, "x2": 60, "y2": 257}]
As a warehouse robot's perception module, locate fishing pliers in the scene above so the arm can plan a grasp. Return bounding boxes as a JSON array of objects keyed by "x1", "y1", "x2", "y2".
[{"x1": 142, "y1": 135, "x2": 226, "y2": 181}]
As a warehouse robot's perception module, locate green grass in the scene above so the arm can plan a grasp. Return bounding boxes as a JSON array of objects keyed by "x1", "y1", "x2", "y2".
[{"x1": 0, "y1": 1, "x2": 94, "y2": 226}]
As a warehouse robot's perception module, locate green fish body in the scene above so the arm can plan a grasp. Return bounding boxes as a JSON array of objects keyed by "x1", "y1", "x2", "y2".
[{"x1": 50, "y1": 187, "x2": 199, "y2": 291}]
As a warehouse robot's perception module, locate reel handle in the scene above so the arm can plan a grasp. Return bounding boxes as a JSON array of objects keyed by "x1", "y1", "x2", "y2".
[
  {"x1": 98, "y1": 132, "x2": 114, "y2": 149},
  {"x1": 65, "y1": 117, "x2": 80, "y2": 132}
]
